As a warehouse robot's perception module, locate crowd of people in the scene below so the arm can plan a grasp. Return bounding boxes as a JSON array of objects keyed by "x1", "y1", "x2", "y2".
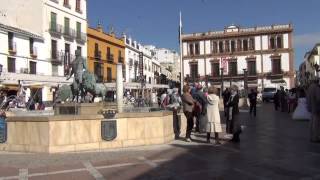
[{"x1": 159, "y1": 84, "x2": 242, "y2": 144}]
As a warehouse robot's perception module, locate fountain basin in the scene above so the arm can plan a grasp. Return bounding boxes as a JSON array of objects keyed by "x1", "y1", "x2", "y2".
[{"x1": 0, "y1": 111, "x2": 186, "y2": 153}]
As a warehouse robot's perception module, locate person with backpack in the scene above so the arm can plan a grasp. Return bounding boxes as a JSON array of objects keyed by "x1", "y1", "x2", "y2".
[
  {"x1": 182, "y1": 85, "x2": 196, "y2": 142},
  {"x1": 168, "y1": 88, "x2": 182, "y2": 139},
  {"x1": 192, "y1": 84, "x2": 207, "y2": 133}
]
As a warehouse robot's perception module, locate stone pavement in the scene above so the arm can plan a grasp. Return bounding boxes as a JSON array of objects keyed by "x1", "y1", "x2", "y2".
[{"x1": 0, "y1": 103, "x2": 320, "y2": 179}]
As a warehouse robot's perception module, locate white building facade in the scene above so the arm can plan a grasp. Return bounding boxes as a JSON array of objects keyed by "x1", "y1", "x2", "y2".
[
  {"x1": 299, "y1": 44, "x2": 320, "y2": 87},
  {"x1": 145, "y1": 46, "x2": 181, "y2": 82},
  {"x1": 0, "y1": 0, "x2": 87, "y2": 102},
  {"x1": 123, "y1": 35, "x2": 171, "y2": 86},
  {"x1": 181, "y1": 24, "x2": 295, "y2": 90}
]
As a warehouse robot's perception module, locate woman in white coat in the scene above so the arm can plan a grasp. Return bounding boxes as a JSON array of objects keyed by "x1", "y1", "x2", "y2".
[{"x1": 206, "y1": 86, "x2": 222, "y2": 144}]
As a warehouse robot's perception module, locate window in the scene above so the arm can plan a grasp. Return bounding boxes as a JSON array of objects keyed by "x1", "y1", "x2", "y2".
[
  {"x1": 118, "y1": 50, "x2": 122, "y2": 62},
  {"x1": 107, "y1": 67, "x2": 112, "y2": 82},
  {"x1": 64, "y1": 43, "x2": 70, "y2": 63},
  {"x1": 94, "y1": 62, "x2": 103, "y2": 83},
  {"x1": 229, "y1": 61, "x2": 237, "y2": 76},
  {"x1": 29, "y1": 61, "x2": 36, "y2": 74},
  {"x1": 195, "y1": 43, "x2": 200, "y2": 55},
  {"x1": 189, "y1": 44, "x2": 194, "y2": 55},
  {"x1": 219, "y1": 41, "x2": 224, "y2": 53},
  {"x1": 63, "y1": 0, "x2": 70, "y2": 7},
  {"x1": 276, "y1": 36, "x2": 282, "y2": 49},
  {"x1": 50, "y1": 12, "x2": 57, "y2": 30},
  {"x1": 190, "y1": 62, "x2": 198, "y2": 80},
  {"x1": 211, "y1": 41, "x2": 218, "y2": 54},
  {"x1": 270, "y1": 37, "x2": 275, "y2": 49},
  {"x1": 243, "y1": 39, "x2": 248, "y2": 51},
  {"x1": 76, "y1": 22, "x2": 81, "y2": 38},
  {"x1": 94, "y1": 43, "x2": 99, "y2": 57},
  {"x1": 107, "y1": 47, "x2": 112, "y2": 61},
  {"x1": 231, "y1": 40, "x2": 235, "y2": 52},
  {"x1": 29, "y1": 38, "x2": 34, "y2": 55},
  {"x1": 76, "y1": 0, "x2": 81, "y2": 12},
  {"x1": 8, "y1": 32, "x2": 14, "y2": 50},
  {"x1": 272, "y1": 58, "x2": 281, "y2": 74},
  {"x1": 249, "y1": 38, "x2": 255, "y2": 50},
  {"x1": 225, "y1": 40, "x2": 230, "y2": 52},
  {"x1": 211, "y1": 63, "x2": 220, "y2": 77},
  {"x1": 247, "y1": 61, "x2": 256, "y2": 75},
  {"x1": 237, "y1": 39, "x2": 242, "y2": 51},
  {"x1": 77, "y1": 46, "x2": 82, "y2": 56},
  {"x1": 7, "y1": 57, "x2": 15, "y2": 73},
  {"x1": 64, "y1": 17, "x2": 70, "y2": 35},
  {"x1": 51, "y1": 40, "x2": 57, "y2": 59}
]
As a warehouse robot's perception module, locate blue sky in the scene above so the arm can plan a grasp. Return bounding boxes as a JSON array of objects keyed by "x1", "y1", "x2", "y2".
[{"x1": 88, "y1": 0, "x2": 320, "y2": 69}]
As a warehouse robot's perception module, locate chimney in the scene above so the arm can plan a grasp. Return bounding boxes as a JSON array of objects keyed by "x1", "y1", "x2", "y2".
[{"x1": 97, "y1": 21, "x2": 103, "y2": 32}]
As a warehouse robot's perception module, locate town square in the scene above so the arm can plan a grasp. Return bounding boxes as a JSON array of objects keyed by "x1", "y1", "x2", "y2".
[{"x1": 0, "y1": 0, "x2": 319, "y2": 179}]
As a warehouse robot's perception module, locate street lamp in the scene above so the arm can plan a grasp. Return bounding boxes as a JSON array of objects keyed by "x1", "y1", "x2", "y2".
[{"x1": 220, "y1": 68, "x2": 224, "y2": 97}]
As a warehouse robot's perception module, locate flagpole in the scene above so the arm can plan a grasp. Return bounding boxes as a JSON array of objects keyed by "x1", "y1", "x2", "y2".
[{"x1": 179, "y1": 11, "x2": 184, "y2": 94}]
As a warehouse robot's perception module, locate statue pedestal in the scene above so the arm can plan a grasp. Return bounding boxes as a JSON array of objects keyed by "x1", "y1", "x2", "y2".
[{"x1": 54, "y1": 103, "x2": 103, "y2": 115}]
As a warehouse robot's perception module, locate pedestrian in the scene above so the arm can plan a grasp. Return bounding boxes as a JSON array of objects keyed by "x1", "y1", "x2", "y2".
[
  {"x1": 182, "y1": 85, "x2": 196, "y2": 142},
  {"x1": 227, "y1": 85, "x2": 241, "y2": 142},
  {"x1": 274, "y1": 90, "x2": 280, "y2": 111},
  {"x1": 222, "y1": 88, "x2": 231, "y2": 117},
  {"x1": 307, "y1": 79, "x2": 320, "y2": 143},
  {"x1": 168, "y1": 88, "x2": 182, "y2": 139},
  {"x1": 248, "y1": 89, "x2": 257, "y2": 116},
  {"x1": 192, "y1": 84, "x2": 207, "y2": 133},
  {"x1": 206, "y1": 86, "x2": 222, "y2": 144},
  {"x1": 160, "y1": 89, "x2": 170, "y2": 108},
  {"x1": 288, "y1": 89, "x2": 297, "y2": 113},
  {"x1": 280, "y1": 86, "x2": 287, "y2": 112}
]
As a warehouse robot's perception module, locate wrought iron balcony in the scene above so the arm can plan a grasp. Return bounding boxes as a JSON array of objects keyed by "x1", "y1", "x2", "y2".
[
  {"x1": 107, "y1": 54, "x2": 114, "y2": 62},
  {"x1": 49, "y1": 23, "x2": 63, "y2": 37},
  {"x1": 30, "y1": 47, "x2": 37, "y2": 58},
  {"x1": 63, "y1": 28, "x2": 76, "y2": 41},
  {"x1": 51, "y1": 50, "x2": 62, "y2": 65},
  {"x1": 8, "y1": 42, "x2": 17, "y2": 55},
  {"x1": 118, "y1": 57, "x2": 124, "y2": 63},
  {"x1": 76, "y1": 32, "x2": 86, "y2": 44},
  {"x1": 94, "y1": 50, "x2": 101, "y2": 59}
]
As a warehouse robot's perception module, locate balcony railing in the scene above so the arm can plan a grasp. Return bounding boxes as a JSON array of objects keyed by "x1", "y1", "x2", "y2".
[
  {"x1": 94, "y1": 50, "x2": 101, "y2": 59},
  {"x1": 76, "y1": 32, "x2": 86, "y2": 44},
  {"x1": 8, "y1": 42, "x2": 17, "y2": 54},
  {"x1": 51, "y1": 50, "x2": 62, "y2": 65},
  {"x1": 118, "y1": 57, "x2": 124, "y2": 63},
  {"x1": 30, "y1": 47, "x2": 38, "y2": 58},
  {"x1": 107, "y1": 54, "x2": 114, "y2": 62},
  {"x1": 63, "y1": 28, "x2": 76, "y2": 41},
  {"x1": 76, "y1": 8, "x2": 83, "y2": 14},
  {"x1": 49, "y1": 23, "x2": 63, "y2": 37}
]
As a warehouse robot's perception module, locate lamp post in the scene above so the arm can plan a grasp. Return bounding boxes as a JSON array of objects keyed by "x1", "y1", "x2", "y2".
[
  {"x1": 220, "y1": 68, "x2": 224, "y2": 97},
  {"x1": 243, "y1": 68, "x2": 248, "y2": 107}
]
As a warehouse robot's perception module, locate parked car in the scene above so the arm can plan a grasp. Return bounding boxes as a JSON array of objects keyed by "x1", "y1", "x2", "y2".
[{"x1": 262, "y1": 87, "x2": 277, "y2": 102}]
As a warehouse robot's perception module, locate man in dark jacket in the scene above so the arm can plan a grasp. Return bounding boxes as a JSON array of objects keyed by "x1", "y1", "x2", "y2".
[
  {"x1": 192, "y1": 85, "x2": 207, "y2": 133},
  {"x1": 222, "y1": 88, "x2": 231, "y2": 117},
  {"x1": 248, "y1": 89, "x2": 257, "y2": 116},
  {"x1": 227, "y1": 85, "x2": 241, "y2": 142}
]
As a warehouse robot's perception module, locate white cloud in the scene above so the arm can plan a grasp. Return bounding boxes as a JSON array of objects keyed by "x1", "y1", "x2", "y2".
[{"x1": 294, "y1": 32, "x2": 320, "y2": 47}]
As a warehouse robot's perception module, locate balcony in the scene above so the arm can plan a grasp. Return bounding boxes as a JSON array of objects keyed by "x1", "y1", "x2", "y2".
[
  {"x1": 94, "y1": 50, "x2": 101, "y2": 59},
  {"x1": 63, "y1": 3, "x2": 71, "y2": 9},
  {"x1": 49, "y1": 23, "x2": 63, "y2": 37},
  {"x1": 76, "y1": 8, "x2": 83, "y2": 14},
  {"x1": 76, "y1": 32, "x2": 86, "y2": 44},
  {"x1": 63, "y1": 28, "x2": 76, "y2": 41},
  {"x1": 266, "y1": 70, "x2": 284, "y2": 80},
  {"x1": 8, "y1": 42, "x2": 17, "y2": 55},
  {"x1": 51, "y1": 50, "x2": 62, "y2": 65},
  {"x1": 107, "y1": 54, "x2": 114, "y2": 63},
  {"x1": 118, "y1": 57, "x2": 124, "y2": 63},
  {"x1": 30, "y1": 47, "x2": 38, "y2": 58}
]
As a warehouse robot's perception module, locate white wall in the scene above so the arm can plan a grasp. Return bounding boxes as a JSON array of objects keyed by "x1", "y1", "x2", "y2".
[
  {"x1": 262, "y1": 35, "x2": 269, "y2": 50},
  {"x1": 0, "y1": 0, "x2": 43, "y2": 35},
  {"x1": 255, "y1": 36, "x2": 261, "y2": 50}
]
